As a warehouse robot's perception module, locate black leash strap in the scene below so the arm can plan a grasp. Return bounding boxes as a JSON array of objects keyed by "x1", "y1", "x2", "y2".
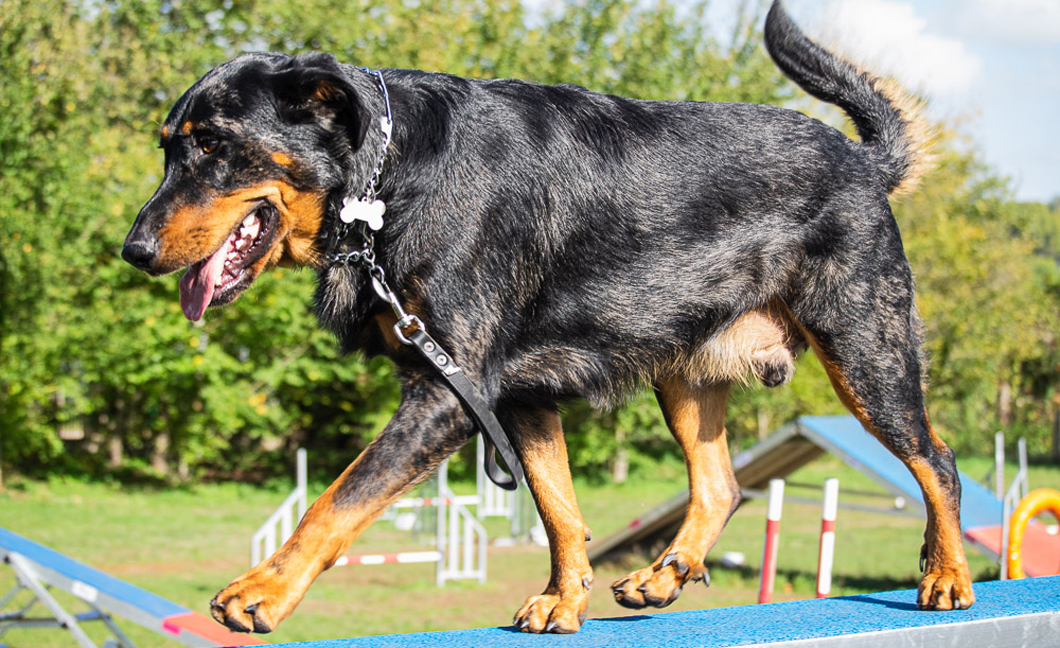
[{"x1": 406, "y1": 327, "x2": 524, "y2": 490}]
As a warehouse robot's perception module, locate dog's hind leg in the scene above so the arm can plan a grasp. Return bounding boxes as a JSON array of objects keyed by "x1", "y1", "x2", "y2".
[
  {"x1": 507, "y1": 406, "x2": 593, "y2": 633},
  {"x1": 611, "y1": 381, "x2": 739, "y2": 609},
  {"x1": 810, "y1": 334, "x2": 973, "y2": 609},
  {"x1": 789, "y1": 257, "x2": 975, "y2": 610},
  {"x1": 209, "y1": 375, "x2": 474, "y2": 634}
]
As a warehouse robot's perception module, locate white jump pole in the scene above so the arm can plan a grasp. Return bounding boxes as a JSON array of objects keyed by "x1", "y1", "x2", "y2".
[{"x1": 815, "y1": 478, "x2": 839, "y2": 598}]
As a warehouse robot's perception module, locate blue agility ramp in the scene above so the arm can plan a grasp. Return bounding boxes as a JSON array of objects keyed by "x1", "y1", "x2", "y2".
[
  {"x1": 793, "y1": 416, "x2": 1001, "y2": 529},
  {"x1": 261, "y1": 576, "x2": 1060, "y2": 647},
  {"x1": 589, "y1": 416, "x2": 1021, "y2": 564},
  {"x1": 0, "y1": 526, "x2": 264, "y2": 648}
]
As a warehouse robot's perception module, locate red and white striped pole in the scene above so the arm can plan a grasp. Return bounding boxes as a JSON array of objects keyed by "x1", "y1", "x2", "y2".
[
  {"x1": 816, "y1": 478, "x2": 840, "y2": 598},
  {"x1": 332, "y1": 550, "x2": 442, "y2": 567},
  {"x1": 758, "y1": 478, "x2": 785, "y2": 604}
]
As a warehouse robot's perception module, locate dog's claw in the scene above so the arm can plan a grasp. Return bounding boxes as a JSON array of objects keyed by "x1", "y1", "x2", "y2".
[
  {"x1": 918, "y1": 558, "x2": 976, "y2": 612},
  {"x1": 661, "y1": 553, "x2": 689, "y2": 576},
  {"x1": 689, "y1": 564, "x2": 711, "y2": 588},
  {"x1": 612, "y1": 550, "x2": 704, "y2": 609},
  {"x1": 514, "y1": 587, "x2": 590, "y2": 634},
  {"x1": 209, "y1": 559, "x2": 310, "y2": 635}
]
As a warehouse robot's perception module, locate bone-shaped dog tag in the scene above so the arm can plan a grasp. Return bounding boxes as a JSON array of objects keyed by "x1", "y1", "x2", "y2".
[{"x1": 340, "y1": 197, "x2": 386, "y2": 231}]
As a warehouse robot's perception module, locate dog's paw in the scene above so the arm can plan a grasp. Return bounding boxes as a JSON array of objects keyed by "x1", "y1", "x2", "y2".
[
  {"x1": 210, "y1": 569, "x2": 306, "y2": 634},
  {"x1": 611, "y1": 552, "x2": 706, "y2": 609},
  {"x1": 513, "y1": 583, "x2": 590, "y2": 634},
  {"x1": 918, "y1": 567, "x2": 975, "y2": 611}
]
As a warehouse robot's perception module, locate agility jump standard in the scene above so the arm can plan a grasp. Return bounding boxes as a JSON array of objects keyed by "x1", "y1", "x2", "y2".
[
  {"x1": 263, "y1": 576, "x2": 1060, "y2": 647},
  {"x1": 254, "y1": 441, "x2": 544, "y2": 587}
]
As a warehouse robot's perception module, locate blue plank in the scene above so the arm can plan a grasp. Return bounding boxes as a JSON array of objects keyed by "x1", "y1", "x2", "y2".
[
  {"x1": 260, "y1": 576, "x2": 1060, "y2": 647},
  {"x1": 797, "y1": 416, "x2": 1002, "y2": 530},
  {"x1": 0, "y1": 526, "x2": 187, "y2": 619}
]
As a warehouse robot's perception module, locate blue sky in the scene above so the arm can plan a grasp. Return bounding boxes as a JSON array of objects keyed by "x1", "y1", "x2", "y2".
[{"x1": 771, "y1": 0, "x2": 1059, "y2": 203}]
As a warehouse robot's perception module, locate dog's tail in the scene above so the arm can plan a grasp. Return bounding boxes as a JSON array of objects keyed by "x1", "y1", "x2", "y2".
[{"x1": 764, "y1": 1, "x2": 934, "y2": 196}]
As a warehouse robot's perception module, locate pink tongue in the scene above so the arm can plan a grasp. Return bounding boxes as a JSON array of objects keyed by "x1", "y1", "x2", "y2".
[{"x1": 179, "y1": 238, "x2": 231, "y2": 321}]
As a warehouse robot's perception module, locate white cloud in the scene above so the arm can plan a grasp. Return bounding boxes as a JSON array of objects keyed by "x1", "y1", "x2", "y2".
[
  {"x1": 953, "y1": 0, "x2": 1060, "y2": 46},
  {"x1": 812, "y1": 0, "x2": 982, "y2": 98}
]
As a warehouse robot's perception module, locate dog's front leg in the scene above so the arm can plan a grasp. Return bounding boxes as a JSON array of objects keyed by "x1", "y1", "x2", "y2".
[
  {"x1": 506, "y1": 406, "x2": 593, "y2": 634},
  {"x1": 210, "y1": 377, "x2": 473, "y2": 634}
]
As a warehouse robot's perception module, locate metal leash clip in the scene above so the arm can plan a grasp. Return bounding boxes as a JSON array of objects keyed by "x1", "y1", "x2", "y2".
[{"x1": 369, "y1": 265, "x2": 424, "y2": 345}]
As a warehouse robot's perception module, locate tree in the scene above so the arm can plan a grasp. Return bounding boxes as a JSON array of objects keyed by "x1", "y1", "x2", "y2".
[
  {"x1": 2, "y1": 0, "x2": 1056, "y2": 483},
  {"x1": 895, "y1": 137, "x2": 1060, "y2": 454}
]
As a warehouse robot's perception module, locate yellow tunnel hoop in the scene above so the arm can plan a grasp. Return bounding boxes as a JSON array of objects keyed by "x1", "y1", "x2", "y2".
[{"x1": 1007, "y1": 488, "x2": 1060, "y2": 579}]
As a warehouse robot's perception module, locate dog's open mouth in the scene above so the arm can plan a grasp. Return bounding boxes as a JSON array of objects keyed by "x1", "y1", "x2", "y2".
[{"x1": 178, "y1": 202, "x2": 277, "y2": 321}]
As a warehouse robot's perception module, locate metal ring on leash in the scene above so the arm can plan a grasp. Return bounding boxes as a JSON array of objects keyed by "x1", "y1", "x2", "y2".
[{"x1": 394, "y1": 314, "x2": 424, "y2": 346}]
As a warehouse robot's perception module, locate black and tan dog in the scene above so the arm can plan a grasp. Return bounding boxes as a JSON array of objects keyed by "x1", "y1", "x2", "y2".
[{"x1": 123, "y1": 1, "x2": 974, "y2": 635}]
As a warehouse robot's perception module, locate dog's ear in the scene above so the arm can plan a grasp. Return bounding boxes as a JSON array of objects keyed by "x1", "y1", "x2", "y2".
[{"x1": 273, "y1": 52, "x2": 371, "y2": 150}]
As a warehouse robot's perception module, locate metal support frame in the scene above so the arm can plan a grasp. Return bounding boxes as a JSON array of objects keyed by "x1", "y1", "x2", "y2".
[
  {"x1": 256, "y1": 447, "x2": 543, "y2": 587},
  {"x1": 1000, "y1": 436, "x2": 1029, "y2": 580},
  {"x1": 476, "y1": 436, "x2": 545, "y2": 544},
  {"x1": 476, "y1": 435, "x2": 513, "y2": 519},
  {"x1": 0, "y1": 553, "x2": 136, "y2": 648},
  {"x1": 435, "y1": 459, "x2": 488, "y2": 586},
  {"x1": 250, "y1": 448, "x2": 307, "y2": 566}
]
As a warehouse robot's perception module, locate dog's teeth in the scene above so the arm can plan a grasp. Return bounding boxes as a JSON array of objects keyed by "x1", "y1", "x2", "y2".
[
  {"x1": 243, "y1": 215, "x2": 255, "y2": 227},
  {"x1": 235, "y1": 238, "x2": 247, "y2": 250}
]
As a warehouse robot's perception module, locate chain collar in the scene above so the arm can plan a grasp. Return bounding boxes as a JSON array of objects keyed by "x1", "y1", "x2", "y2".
[
  {"x1": 355, "y1": 67, "x2": 393, "y2": 206},
  {"x1": 321, "y1": 69, "x2": 422, "y2": 341},
  {"x1": 325, "y1": 67, "x2": 393, "y2": 268}
]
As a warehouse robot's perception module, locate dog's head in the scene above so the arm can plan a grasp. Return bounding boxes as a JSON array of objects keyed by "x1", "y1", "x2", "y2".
[{"x1": 123, "y1": 52, "x2": 374, "y2": 321}]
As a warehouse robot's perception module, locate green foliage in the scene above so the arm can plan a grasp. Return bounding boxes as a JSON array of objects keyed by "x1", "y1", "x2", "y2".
[
  {"x1": 1, "y1": 0, "x2": 1057, "y2": 484},
  {"x1": 894, "y1": 137, "x2": 1060, "y2": 454}
]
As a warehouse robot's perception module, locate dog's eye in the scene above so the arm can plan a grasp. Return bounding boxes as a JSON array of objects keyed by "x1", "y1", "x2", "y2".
[{"x1": 201, "y1": 138, "x2": 220, "y2": 155}]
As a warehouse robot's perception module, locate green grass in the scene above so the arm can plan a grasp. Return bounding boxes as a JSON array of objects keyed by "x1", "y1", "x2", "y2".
[{"x1": 1, "y1": 454, "x2": 1057, "y2": 647}]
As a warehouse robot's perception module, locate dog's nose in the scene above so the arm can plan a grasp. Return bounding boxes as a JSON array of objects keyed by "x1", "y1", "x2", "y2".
[{"x1": 121, "y1": 239, "x2": 159, "y2": 272}]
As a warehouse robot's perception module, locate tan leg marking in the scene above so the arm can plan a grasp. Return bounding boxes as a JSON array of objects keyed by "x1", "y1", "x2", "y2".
[
  {"x1": 906, "y1": 455, "x2": 975, "y2": 610},
  {"x1": 612, "y1": 380, "x2": 739, "y2": 609},
  {"x1": 210, "y1": 436, "x2": 417, "y2": 633},
  {"x1": 511, "y1": 409, "x2": 593, "y2": 634},
  {"x1": 804, "y1": 332, "x2": 974, "y2": 611}
]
